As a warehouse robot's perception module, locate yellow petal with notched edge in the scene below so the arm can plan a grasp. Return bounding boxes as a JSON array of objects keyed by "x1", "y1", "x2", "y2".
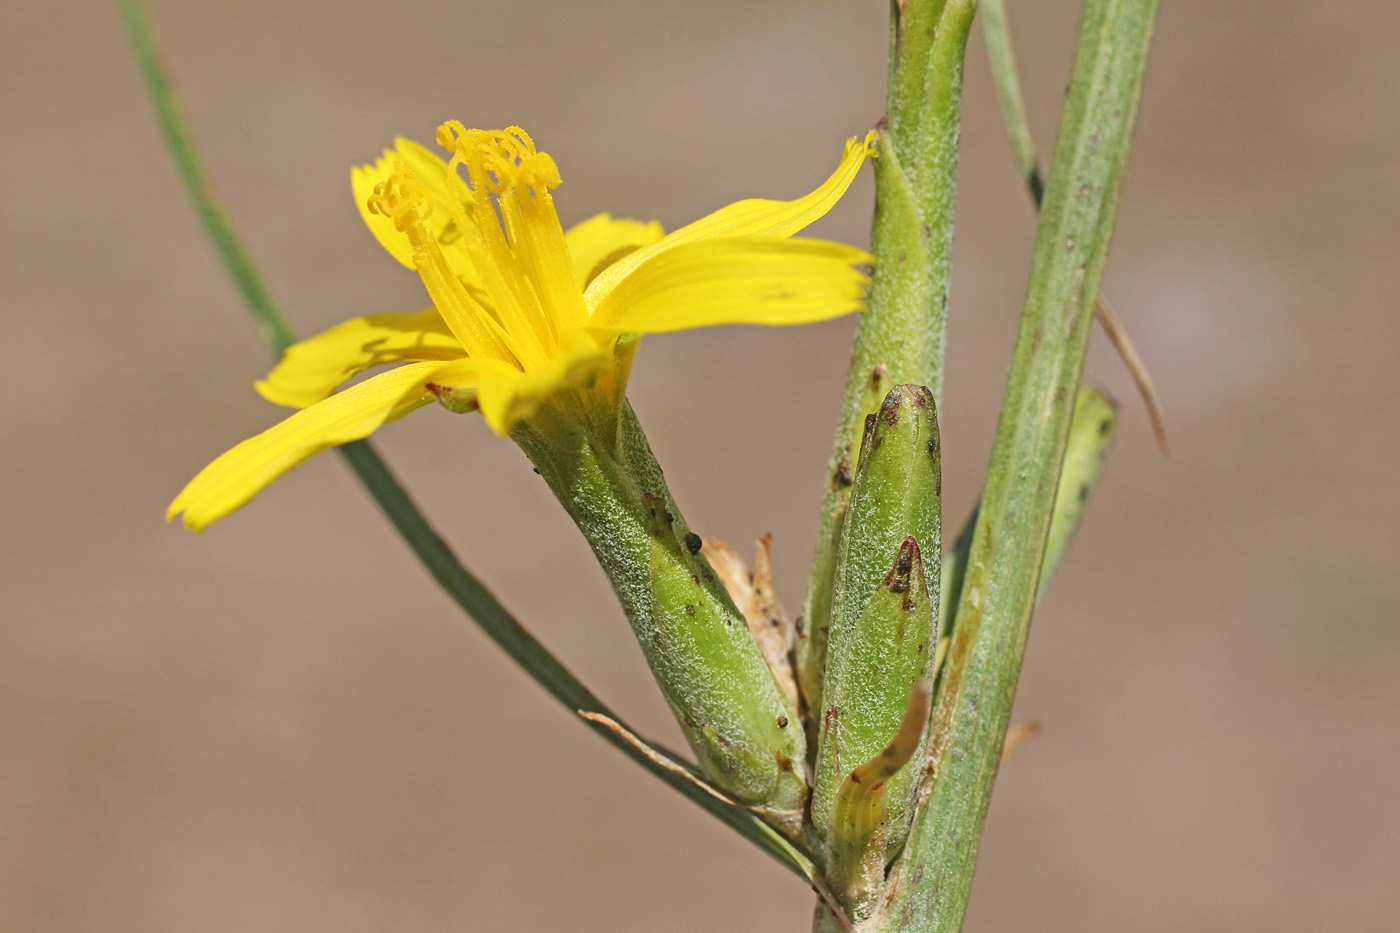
[
  {"x1": 590, "y1": 237, "x2": 871, "y2": 334},
  {"x1": 168, "y1": 359, "x2": 481, "y2": 532},
  {"x1": 471, "y1": 329, "x2": 609, "y2": 435},
  {"x1": 256, "y1": 309, "x2": 465, "y2": 409},
  {"x1": 583, "y1": 133, "x2": 876, "y2": 306},
  {"x1": 563, "y1": 213, "x2": 666, "y2": 288}
]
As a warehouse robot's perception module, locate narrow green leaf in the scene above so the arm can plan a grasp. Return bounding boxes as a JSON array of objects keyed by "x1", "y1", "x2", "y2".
[
  {"x1": 118, "y1": 0, "x2": 294, "y2": 355},
  {"x1": 980, "y1": 0, "x2": 1042, "y2": 204}
]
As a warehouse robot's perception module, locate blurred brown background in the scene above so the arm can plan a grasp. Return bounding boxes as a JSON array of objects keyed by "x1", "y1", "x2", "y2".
[{"x1": 3, "y1": 1, "x2": 1397, "y2": 930}]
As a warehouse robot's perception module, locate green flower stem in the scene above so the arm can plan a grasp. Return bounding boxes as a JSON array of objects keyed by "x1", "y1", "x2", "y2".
[
  {"x1": 878, "y1": 3, "x2": 1159, "y2": 929},
  {"x1": 798, "y1": 0, "x2": 975, "y2": 727},
  {"x1": 119, "y1": 0, "x2": 812, "y2": 878},
  {"x1": 811, "y1": 386, "x2": 941, "y2": 918},
  {"x1": 515, "y1": 402, "x2": 808, "y2": 819}
]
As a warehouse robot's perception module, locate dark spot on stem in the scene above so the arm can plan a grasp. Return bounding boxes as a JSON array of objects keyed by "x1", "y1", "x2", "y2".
[
  {"x1": 897, "y1": 538, "x2": 916, "y2": 575},
  {"x1": 777, "y1": 716, "x2": 789, "y2": 728},
  {"x1": 684, "y1": 531, "x2": 702, "y2": 554},
  {"x1": 834, "y1": 453, "x2": 854, "y2": 488}
]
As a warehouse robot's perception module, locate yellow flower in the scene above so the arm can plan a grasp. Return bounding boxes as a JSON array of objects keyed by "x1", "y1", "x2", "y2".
[{"x1": 169, "y1": 123, "x2": 875, "y2": 531}]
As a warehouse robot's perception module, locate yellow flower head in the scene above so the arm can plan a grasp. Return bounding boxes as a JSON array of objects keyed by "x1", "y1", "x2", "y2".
[{"x1": 169, "y1": 124, "x2": 876, "y2": 531}]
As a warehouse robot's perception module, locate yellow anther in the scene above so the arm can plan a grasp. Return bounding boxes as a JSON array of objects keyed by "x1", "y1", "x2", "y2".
[
  {"x1": 429, "y1": 126, "x2": 560, "y2": 200},
  {"x1": 365, "y1": 163, "x2": 436, "y2": 233},
  {"x1": 517, "y1": 151, "x2": 561, "y2": 196},
  {"x1": 502, "y1": 126, "x2": 537, "y2": 156},
  {"x1": 436, "y1": 120, "x2": 469, "y2": 153}
]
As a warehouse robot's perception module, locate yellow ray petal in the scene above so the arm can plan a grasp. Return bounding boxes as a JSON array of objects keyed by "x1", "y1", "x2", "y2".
[
  {"x1": 169, "y1": 360, "x2": 479, "y2": 532},
  {"x1": 590, "y1": 237, "x2": 872, "y2": 334},
  {"x1": 256, "y1": 309, "x2": 465, "y2": 409},
  {"x1": 584, "y1": 132, "x2": 875, "y2": 306},
  {"x1": 472, "y1": 329, "x2": 609, "y2": 435},
  {"x1": 563, "y1": 213, "x2": 666, "y2": 288}
]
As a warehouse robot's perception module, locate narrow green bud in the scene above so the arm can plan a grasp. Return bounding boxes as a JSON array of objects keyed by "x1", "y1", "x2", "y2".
[
  {"x1": 515, "y1": 405, "x2": 806, "y2": 816},
  {"x1": 1039, "y1": 385, "x2": 1119, "y2": 599},
  {"x1": 940, "y1": 385, "x2": 1120, "y2": 637},
  {"x1": 812, "y1": 385, "x2": 941, "y2": 865}
]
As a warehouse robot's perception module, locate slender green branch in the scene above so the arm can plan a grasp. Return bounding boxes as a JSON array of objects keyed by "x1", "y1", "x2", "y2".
[
  {"x1": 981, "y1": 0, "x2": 1168, "y2": 451},
  {"x1": 119, "y1": 0, "x2": 811, "y2": 878},
  {"x1": 879, "y1": 1, "x2": 1160, "y2": 929},
  {"x1": 339, "y1": 441, "x2": 814, "y2": 876},
  {"x1": 980, "y1": 0, "x2": 1042, "y2": 205},
  {"x1": 119, "y1": 0, "x2": 295, "y2": 355}
]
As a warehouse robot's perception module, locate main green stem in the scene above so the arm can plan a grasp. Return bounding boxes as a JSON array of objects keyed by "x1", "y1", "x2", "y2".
[{"x1": 876, "y1": 2, "x2": 1160, "y2": 929}]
